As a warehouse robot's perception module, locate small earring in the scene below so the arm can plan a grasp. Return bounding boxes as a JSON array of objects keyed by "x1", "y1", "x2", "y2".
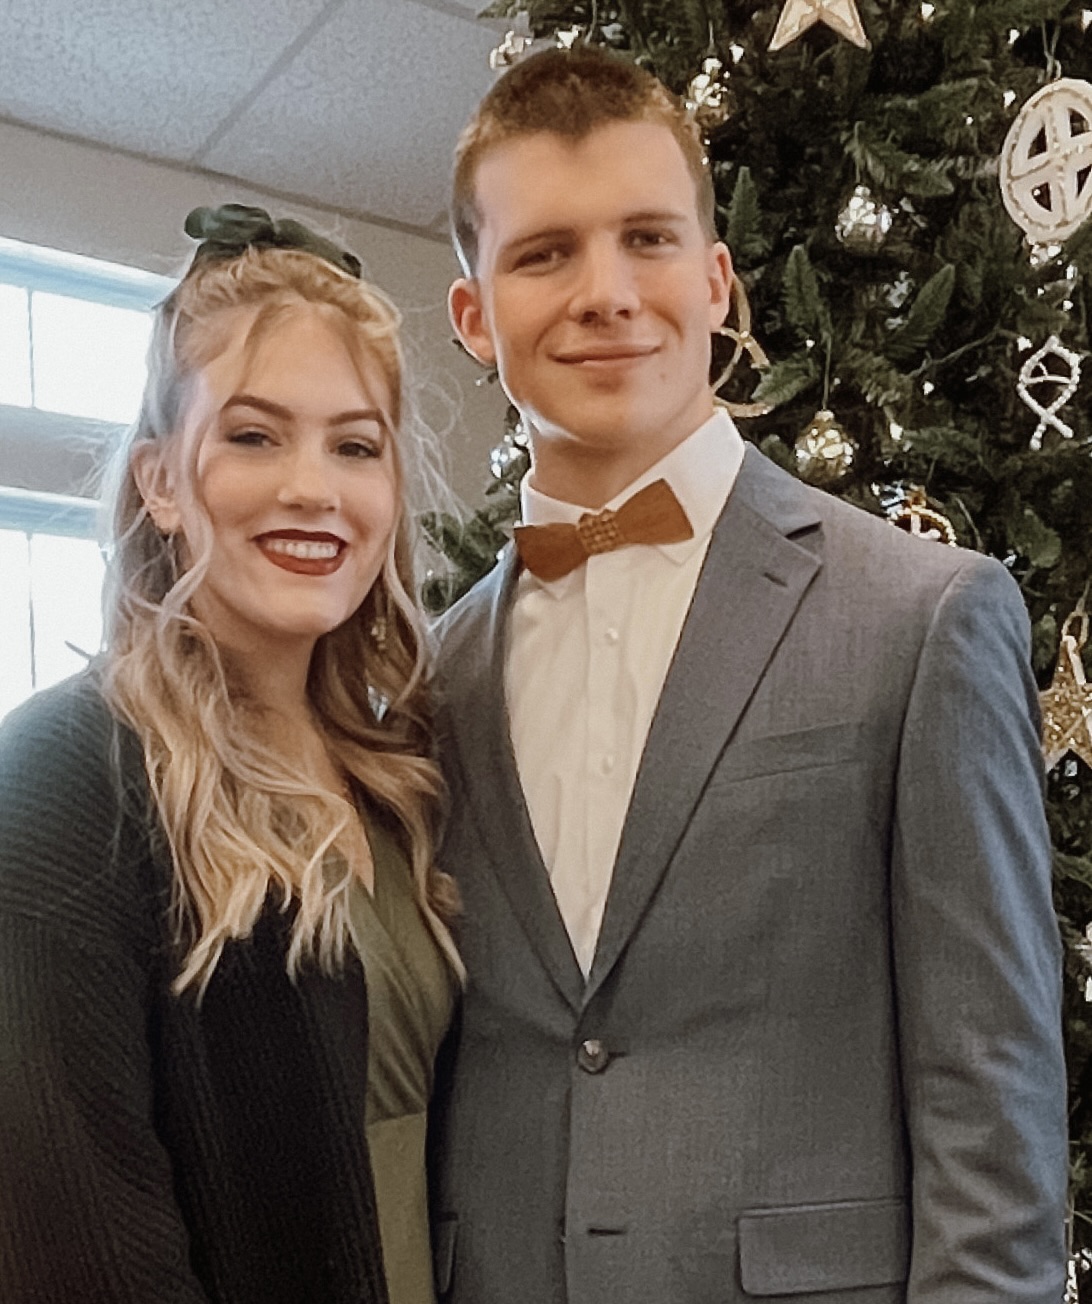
[
  {"x1": 167, "y1": 529, "x2": 185, "y2": 579},
  {"x1": 370, "y1": 614, "x2": 388, "y2": 653},
  {"x1": 146, "y1": 503, "x2": 175, "y2": 537}
]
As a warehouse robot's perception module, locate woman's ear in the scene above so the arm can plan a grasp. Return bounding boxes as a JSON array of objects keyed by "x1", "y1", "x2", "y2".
[{"x1": 131, "y1": 442, "x2": 182, "y2": 535}]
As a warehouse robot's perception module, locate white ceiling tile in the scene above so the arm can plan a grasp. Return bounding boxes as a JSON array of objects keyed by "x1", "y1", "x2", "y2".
[
  {"x1": 0, "y1": 0, "x2": 332, "y2": 158},
  {"x1": 415, "y1": 0, "x2": 502, "y2": 15},
  {"x1": 199, "y1": 0, "x2": 497, "y2": 229}
]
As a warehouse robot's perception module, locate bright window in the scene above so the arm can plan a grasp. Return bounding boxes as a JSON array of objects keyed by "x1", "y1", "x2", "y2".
[
  {"x1": 0, "y1": 523, "x2": 105, "y2": 722},
  {"x1": 0, "y1": 236, "x2": 174, "y2": 721},
  {"x1": 31, "y1": 293, "x2": 152, "y2": 424},
  {"x1": 0, "y1": 284, "x2": 32, "y2": 407}
]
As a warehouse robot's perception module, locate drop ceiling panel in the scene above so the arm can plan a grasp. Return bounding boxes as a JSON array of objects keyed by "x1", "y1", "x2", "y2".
[
  {"x1": 0, "y1": 0, "x2": 333, "y2": 158},
  {"x1": 198, "y1": 0, "x2": 497, "y2": 230}
]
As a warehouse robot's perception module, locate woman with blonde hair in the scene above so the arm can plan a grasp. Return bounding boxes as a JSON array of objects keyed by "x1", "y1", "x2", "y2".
[{"x1": 0, "y1": 205, "x2": 459, "y2": 1304}]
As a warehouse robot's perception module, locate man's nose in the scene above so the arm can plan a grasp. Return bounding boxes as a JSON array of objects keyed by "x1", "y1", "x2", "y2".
[{"x1": 569, "y1": 240, "x2": 640, "y2": 322}]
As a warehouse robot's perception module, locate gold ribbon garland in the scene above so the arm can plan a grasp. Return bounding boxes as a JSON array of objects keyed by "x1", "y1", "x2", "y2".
[
  {"x1": 714, "y1": 274, "x2": 772, "y2": 417},
  {"x1": 1042, "y1": 603, "x2": 1092, "y2": 772}
]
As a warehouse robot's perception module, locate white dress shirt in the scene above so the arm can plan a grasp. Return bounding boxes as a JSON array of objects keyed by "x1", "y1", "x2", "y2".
[{"x1": 505, "y1": 408, "x2": 746, "y2": 974}]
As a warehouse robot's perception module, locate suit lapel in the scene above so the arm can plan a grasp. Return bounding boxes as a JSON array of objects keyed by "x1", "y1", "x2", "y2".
[
  {"x1": 585, "y1": 450, "x2": 824, "y2": 1004},
  {"x1": 441, "y1": 547, "x2": 585, "y2": 1012}
]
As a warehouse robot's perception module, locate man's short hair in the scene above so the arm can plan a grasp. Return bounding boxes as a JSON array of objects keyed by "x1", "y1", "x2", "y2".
[{"x1": 451, "y1": 44, "x2": 717, "y2": 275}]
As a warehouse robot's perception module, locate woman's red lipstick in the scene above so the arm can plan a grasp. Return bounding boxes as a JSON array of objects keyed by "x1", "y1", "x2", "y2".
[{"x1": 256, "y1": 530, "x2": 346, "y2": 576}]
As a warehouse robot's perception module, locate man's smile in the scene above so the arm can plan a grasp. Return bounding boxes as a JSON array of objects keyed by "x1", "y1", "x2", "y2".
[{"x1": 552, "y1": 344, "x2": 660, "y2": 366}]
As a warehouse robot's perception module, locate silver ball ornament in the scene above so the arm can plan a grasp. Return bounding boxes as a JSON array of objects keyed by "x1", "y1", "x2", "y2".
[
  {"x1": 835, "y1": 185, "x2": 894, "y2": 253},
  {"x1": 490, "y1": 431, "x2": 527, "y2": 479},
  {"x1": 489, "y1": 29, "x2": 533, "y2": 70},
  {"x1": 794, "y1": 410, "x2": 856, "y2": 486},
  {"x1": 685, "y1": 57, "x2": 735, "y2": 132}
]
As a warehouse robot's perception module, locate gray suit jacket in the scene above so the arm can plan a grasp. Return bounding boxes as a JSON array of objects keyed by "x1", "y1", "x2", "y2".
[{"x1": 430, "y1": 447, "x2": 1067, "y2": 1304}]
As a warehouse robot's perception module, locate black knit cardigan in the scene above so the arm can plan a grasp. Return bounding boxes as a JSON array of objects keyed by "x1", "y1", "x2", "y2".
[{"x1": 0, "y1": 671, "x2": 389, "y2": 1304}]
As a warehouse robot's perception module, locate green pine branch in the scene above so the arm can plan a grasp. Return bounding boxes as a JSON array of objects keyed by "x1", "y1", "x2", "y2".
[
  {"x1": 844, "y1": 125, "x2": 955, "y2": 199},
  {"x1": 750, "y1": 352, "x2": 821, "y2": 408},
  {"x1": 886, "y1": 264, "x2": 956, "y2": 364},
  {"x1": 782, "y1": 244, "x2": 832, "y2": 345},
  {"x1": 723, "y1": 166, "x2": 771, "y2": 265}
]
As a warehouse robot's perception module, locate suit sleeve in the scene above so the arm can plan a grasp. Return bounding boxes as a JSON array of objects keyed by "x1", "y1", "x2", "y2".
[
  {"x1": 891, "y1": 556, "x2": 1068, "y2": 1302},
  {"x1": 0, "y1": 686, "x2": 209, "y2": 1304}
]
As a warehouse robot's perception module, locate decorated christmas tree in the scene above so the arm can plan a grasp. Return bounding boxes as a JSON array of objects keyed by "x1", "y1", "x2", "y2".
[{"x1": 424, "y1": 0, "x2": 1092, "y2": 1285}]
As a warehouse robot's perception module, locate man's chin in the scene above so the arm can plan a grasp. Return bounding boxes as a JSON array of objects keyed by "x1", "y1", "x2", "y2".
[{"x1": 533, "y1": 399, "x2": 655, "y2": 446}]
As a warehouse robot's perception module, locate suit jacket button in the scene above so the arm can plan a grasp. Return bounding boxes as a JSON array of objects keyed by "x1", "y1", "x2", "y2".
[{"x1": 578, "y1": 1038, "x2": 610, "y2": 1073}]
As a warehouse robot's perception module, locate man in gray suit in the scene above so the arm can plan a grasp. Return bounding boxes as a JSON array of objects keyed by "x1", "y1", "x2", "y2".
[{"x1": 430, "y1": 44, "x2": 1068, "y2": 1303}]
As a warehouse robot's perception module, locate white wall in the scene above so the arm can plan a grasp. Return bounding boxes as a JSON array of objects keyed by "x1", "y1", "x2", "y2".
[{"x1": 0, "y1": 118, "x2": 507, "y2": 507}]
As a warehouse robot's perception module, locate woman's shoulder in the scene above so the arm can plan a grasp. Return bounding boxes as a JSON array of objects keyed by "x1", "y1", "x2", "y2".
[
  {"x1": 3, "y1": 663, "x2": 110, "y2": 739},
  {"x1": 0, "y1": 668, "x2": 134, "y2": 794},
  {"x1": 0, "y1": 668, "x2": 156, "y2": 941}
]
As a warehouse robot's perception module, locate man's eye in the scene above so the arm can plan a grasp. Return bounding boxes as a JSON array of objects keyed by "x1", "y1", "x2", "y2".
[
  {"x1": 628, "y1": 229, "x2": 670, "y2": 248},
  {"x1": 515, "y1": 247, "x2": 563, "y2": 270}
]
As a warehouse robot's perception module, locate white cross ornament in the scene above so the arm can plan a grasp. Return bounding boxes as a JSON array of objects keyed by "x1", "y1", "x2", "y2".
[{"x1": 1000, "y1": 78, "x2": 1092, "y2": 242}]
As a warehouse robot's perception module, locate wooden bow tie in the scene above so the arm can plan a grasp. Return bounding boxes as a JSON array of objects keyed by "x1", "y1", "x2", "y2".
[{"x1": 513, "y1": 479, "x2": 694, "y2": 582}]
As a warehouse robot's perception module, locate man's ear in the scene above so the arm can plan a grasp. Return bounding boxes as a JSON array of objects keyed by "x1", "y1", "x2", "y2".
[
  {"x1": 449, "y1": 277, "x2": 497, "y2": 367},
  {"x1": 707, "y1": 242, "x2": 734, "y2": 332},
  {"x1": 131, "y1": 442, "x2": 182, "y2": 535}
]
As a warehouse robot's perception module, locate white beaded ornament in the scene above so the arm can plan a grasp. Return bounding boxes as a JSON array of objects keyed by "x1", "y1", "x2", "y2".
[
  {"x1": 1000, "y1": 79, "x2": 1092, "y2": 242},
  {"x1": 1017, "y1": 334, "x2": 1082, "y2": 449}
]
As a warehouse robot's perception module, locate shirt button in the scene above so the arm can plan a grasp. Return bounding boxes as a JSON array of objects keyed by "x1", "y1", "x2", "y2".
[
  {"x1": 577, "y1": 1039, "x2": 611, "y2": 1073},
  {"x1": 604, "y1": 627, "x2": 620, "y2": 645},
  {"x1": 601, "y1": 754, "x2": 615, "y2": 775}
]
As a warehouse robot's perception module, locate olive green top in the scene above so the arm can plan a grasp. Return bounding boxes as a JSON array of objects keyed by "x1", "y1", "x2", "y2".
[{"x1": 348, "y1": 816, "x2": 457, "y2": 1304}]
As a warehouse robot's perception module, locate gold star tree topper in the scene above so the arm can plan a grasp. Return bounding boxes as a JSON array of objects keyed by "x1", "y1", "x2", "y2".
[
  {"x1": 769, "y1": 0, "x2": 870, "y2": 52},
  {"x1": 1041, "y1": 608, "x2": 1092, "y2": 771}
]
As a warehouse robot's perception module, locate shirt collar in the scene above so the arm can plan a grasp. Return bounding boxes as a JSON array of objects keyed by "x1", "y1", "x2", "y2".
[{"x1": 518, "y1": 407, "x2": 746, "y2": 564}]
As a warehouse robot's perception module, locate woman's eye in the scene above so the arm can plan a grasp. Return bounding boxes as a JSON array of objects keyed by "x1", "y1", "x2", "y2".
[
  {"x1": 338, "y1": 437, "x2": 382, "y2": 459},
  {"x1": 226, "y1": 429, "x2": 272, "y2": 447}
]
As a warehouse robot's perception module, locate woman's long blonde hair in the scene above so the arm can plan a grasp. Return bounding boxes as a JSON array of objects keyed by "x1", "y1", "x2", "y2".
[{"x1": 100, "y1": 244, "x2": 459, "y2": 994}]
